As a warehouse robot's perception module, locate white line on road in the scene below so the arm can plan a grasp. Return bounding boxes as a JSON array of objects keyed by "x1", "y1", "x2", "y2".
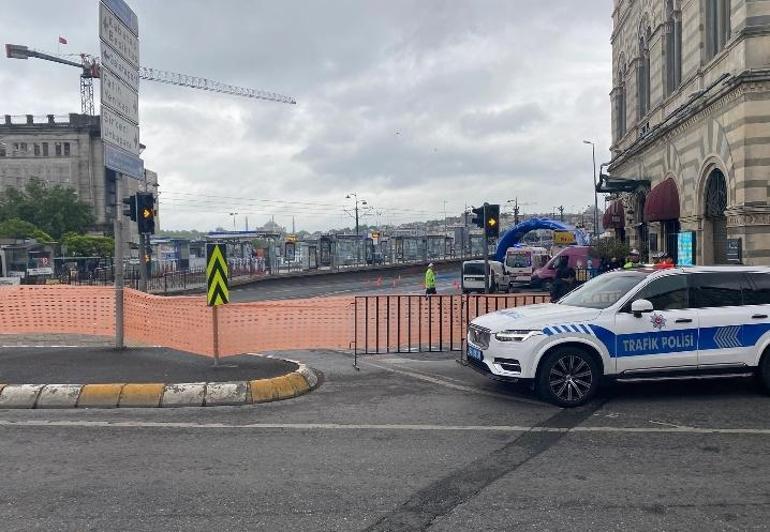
[
  {"x1": 361, "y1": 360, "x2": 549, "y2": 407},
  {"x1": 0, "y1": 419, "x2": 769, "y2": 435}
]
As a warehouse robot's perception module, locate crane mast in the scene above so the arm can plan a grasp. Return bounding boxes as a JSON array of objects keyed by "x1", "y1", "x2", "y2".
[{"x1": 5, "y1": 43, "x2": 296, "y2": 114}]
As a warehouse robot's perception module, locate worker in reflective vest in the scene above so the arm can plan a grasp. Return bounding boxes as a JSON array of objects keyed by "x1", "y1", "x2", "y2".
[{"x1": 425, "y1": 263, "x2": 437, "y2": 295}]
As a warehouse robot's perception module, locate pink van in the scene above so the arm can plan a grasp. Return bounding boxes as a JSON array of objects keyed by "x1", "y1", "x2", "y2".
[{"x1": 530, "y1": 246, "x2": 597, "y2": 291}]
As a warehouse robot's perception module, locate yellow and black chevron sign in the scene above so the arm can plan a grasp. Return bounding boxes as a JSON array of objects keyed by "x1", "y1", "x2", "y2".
[{"x1": 206, "y1": 243, "x2": 229, "y2": 306}]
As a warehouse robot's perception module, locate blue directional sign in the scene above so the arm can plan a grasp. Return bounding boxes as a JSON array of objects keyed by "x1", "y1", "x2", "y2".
[
  {"x1": 105, "y1": 143, "x2": 144, "y2": 179},
  {"x1": 101, "y1": 0, "x2": 139, "y2": 36}
]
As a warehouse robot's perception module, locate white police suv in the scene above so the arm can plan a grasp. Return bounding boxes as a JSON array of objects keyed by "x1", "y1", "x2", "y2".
[{"x1": 466, "y1": 266, "x2": 770, "y2": 407}]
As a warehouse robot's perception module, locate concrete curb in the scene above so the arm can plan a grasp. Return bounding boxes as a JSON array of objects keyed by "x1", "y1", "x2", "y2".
[{"x1": 0, "y1": 362, "x2": 320, "y2": 410}]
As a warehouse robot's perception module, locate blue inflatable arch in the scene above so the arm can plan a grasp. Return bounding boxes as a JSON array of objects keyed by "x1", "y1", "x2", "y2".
[{"x1": 494, "y1": 218, "x2": 590, "y2": 262}]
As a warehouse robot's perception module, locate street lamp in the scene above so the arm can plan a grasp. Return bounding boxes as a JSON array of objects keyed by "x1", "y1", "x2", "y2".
[
  {"x1": 229, "y1": 212, "x2": 239, "y2": 231},
  {"x1": 583, "y1": 140, "x2": 599, "y2": 238},
  {"x1": 346, "y1": 193, "x2": 367, "y2": 265}
]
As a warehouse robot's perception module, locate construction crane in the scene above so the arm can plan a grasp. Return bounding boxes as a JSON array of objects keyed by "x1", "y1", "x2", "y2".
[{"x1": 5, "y1": 43, "x2": 296, "y2": 115}]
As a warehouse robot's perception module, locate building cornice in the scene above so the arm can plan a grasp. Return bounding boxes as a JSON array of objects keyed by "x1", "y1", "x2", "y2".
[{"x1": 609, "y1": 71, "x2": 770, "y2": 172}]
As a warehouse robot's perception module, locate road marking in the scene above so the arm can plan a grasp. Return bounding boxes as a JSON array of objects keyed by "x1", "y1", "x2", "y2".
[
  {"x1": 0, "y1": 419, "x2": 768, "y2": 435},
  {"x1": 361, "y1": 360, "x2": 549, "y2": 407}
]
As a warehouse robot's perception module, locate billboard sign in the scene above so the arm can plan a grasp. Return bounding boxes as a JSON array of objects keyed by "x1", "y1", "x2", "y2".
[{"x1": 677, "y1": 232, "x2": 695, "y2": 267}]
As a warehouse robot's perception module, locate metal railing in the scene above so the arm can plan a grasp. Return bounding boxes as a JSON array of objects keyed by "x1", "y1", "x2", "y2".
[{"x1": 353, "y1": 293, "x2": 549, "y2": 355}]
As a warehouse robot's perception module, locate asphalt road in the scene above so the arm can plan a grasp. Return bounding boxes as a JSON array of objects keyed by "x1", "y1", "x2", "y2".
[
  {"x1": 230, "y1": 264, "x2": 544, "y2": 302},
  {"x1": 1, "y1": 349, "x2": 769, "y2": 530}
]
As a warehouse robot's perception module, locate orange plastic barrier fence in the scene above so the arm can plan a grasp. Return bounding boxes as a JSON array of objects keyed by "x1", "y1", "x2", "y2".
[
  {"x1": 0, "y1": 286, "x2": 548, "y2": 357},
  {"x1": 0, "y1": 285, "x2": 115, "y2": 336}
]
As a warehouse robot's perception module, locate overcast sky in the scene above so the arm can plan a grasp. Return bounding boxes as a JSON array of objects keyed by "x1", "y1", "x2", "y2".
[{"x1": 1, "y1": 0, "x2": 613, "y2": 232}]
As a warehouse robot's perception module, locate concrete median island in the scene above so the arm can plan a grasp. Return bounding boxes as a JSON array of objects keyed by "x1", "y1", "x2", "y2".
[{"x1": 0, "y1": 346, "x2": 320, "y2": 409}]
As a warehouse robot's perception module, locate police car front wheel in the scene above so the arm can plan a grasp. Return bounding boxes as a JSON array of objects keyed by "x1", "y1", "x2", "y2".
[
  {"x1": 536, "y1": 347, "x2": 600, "y2": 407},
  {"x1": 758, "y1": 351, "x2": 770, "y2": 395}
]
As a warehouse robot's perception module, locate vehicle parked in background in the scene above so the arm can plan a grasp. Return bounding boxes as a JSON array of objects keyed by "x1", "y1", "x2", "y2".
[
  {"x1": 531, "y1": 245, "x2": 598, "y2": 293},
  {"x1": 503, "y1": 246, "x2": 550, "y2": 287},
  {"x1": 462, "y1": 260, "x2": 509, "y2": 293}
]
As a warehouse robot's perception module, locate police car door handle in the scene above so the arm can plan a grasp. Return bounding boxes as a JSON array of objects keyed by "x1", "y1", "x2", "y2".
[
  {"x1": 675, "y1": 318, "x2": 693, "y2": 324},
  {"x1": 752, "y1": 314, "x2": 768, "y2": 319}
]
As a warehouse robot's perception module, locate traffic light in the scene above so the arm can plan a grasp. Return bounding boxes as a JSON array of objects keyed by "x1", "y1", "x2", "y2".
[
  {"x1": 485, "y1": 204, "x2": 500, "y2": 238},
  {"x1": 136, "y1": 192, "x2": 156, "y2": 234},
  {"x1": 122, "y1": 195, "x2": 137, "y2": 221},
  {"x1": 471, "y1": 205, "x2": 485, "y2": 228}
]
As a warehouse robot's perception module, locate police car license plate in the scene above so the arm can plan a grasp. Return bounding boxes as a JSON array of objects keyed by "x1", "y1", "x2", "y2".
[{"x1": 467, "y1": 345, "x2": 483, "y2": 361}]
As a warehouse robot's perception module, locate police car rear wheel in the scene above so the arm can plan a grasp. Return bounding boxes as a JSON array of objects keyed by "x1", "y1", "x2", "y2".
[{"x1": 537, "y1": 347, "x2": 599, "y2": 407}]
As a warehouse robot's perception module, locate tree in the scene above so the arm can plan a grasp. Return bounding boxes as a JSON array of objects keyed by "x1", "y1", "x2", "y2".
[
  {"x1": 591, "y1": 238, "x2": 630, "y2": 262},
  {"x1": 0, "y1": 218, "x2": 53, "y2": 242},
  {"x1": 62, "y1": 233, "x2": 114, "y2": 258},
  {"x1": 0, "y1": 179, "x2": 95, "y2": 239}
]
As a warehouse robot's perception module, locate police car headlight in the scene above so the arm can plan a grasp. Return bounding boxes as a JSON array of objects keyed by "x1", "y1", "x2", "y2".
[{"x1": 494, "y1": 330, "x2": 544, "y2": 342}]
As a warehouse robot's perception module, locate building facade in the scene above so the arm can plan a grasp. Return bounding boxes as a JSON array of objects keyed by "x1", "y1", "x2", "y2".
[
  {"x1": 605, "y1": 0, "x2": 770, "y2": 265},
  {"x1": 0, "y1": 113, "x2": 158, "y2": 250}
]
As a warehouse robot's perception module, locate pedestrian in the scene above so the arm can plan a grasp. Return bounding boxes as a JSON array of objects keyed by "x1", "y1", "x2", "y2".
[
  {"x1": 550, "y1": 257, "x2": 575, "y2": 302},
  {"x1": 425, "y1": 262, "x2": 437, "y2": 296},
  {"x1": 623, "y1": 249, "x2": 642, "y2": 269}
]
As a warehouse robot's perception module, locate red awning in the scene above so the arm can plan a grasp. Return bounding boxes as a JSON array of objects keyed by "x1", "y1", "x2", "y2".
[
  {"x1": 644, "y1": 177, "x2": 680, "y2": 222},
  {"x1": 603, "y1": 200, "x2": 625, "y2": 229}
]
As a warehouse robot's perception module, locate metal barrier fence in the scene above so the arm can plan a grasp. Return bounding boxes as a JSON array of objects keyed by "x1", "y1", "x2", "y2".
[{"x1": 353, "y1": 293, "x2": 550, "y2": 355}]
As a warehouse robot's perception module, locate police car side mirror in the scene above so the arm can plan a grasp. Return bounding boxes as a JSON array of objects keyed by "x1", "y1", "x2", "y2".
[{"x1": 631, "y1": 299, "x2": 654, "y2": 318}]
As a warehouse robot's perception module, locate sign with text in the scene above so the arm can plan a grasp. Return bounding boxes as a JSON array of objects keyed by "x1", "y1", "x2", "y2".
[
  {"x1": 553, "y1": 230, "x2": 576, "y2": 245},
  {"x1": 101, "y1": 0, "x2": 138, "y2": 36},
  {"x1": 104, "y1": 143, "x2": 143, "y2": 179},
  {"x1": 101, "y1": 105, "x2": 140, "y2": 155},
  {"x1": 99, "y1": 2, "x2": 140, "y2": 67},
  {"x1": 100, "y1": 67, "x2": 138, "y2": 124},
  {"x1": 727, "y1": 238, "x2": 742, "y2": 264},
  {"x1": 100, "y1": 42, "x2": 139, "y2": 91}
]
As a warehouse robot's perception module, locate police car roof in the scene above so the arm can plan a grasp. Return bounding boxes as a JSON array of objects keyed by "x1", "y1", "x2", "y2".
[{"x1": 646, "y1": 265, "x2": 770, "y2": 277}]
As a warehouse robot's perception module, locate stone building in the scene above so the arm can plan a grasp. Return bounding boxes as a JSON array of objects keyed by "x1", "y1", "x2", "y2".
[
  {"x1": 602, "y1": 0, "x2": 770, "y2": 265},
  {"x1": 0, "y1": 113, "x2": 158, "y2": 251}
]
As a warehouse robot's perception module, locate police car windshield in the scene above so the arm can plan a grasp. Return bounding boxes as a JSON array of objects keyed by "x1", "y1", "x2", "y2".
[{"x1": 558, "y1": 271, "x2": 650, "y2": 309}]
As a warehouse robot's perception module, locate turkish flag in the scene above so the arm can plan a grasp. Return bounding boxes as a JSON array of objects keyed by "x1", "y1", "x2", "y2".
[{"x1": 58, "y1": 36, "x2": 68, "y2": 45}]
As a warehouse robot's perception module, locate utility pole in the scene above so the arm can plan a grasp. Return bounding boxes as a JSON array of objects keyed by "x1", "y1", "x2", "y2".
[
  {"x1": 138, "y1": 170, "x2": 149, "y2": 292},
  {"x1": 513, "y1": 197, "x2": 520, "y2": 226},
  {"x1": 558, "y1": 205, "x2": 565, "y2": 222},
  {"x1": 114, "y1": 174, "x2": 124, "y2": 350},
  {"x1": 346, "y1": 193, "x2": 366, "y2": 265},
  {"x1": 583, "y1": 140, "x2": 599, "y2": 238}
]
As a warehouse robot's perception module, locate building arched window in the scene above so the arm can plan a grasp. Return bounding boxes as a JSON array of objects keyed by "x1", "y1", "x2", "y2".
[
  {"x1": 638, "y1": 30, "x2": 651, "y2": 118},
  {"x1": 615, "y1": 58, "x2": 627, "y2": 140},
  {"x1": 665, "y1": 0, "x2": 682, "y2": 95},
  {"x1": 706, "y1": 0, "x2": 731, "y2": 59}
]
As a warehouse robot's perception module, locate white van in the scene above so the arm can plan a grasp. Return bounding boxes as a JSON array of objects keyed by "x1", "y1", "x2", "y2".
[
  {"x1": 462, "y1": 260, "x2": 509, "y2": 293},
  {"x1": 504, "y1": 247, "x2": 550, "y2": 286}
]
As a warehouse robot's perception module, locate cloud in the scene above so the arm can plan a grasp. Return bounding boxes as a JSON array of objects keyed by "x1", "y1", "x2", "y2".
[{"x1": 0, "y1": 0, "x2": 614, "y2": 231}]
